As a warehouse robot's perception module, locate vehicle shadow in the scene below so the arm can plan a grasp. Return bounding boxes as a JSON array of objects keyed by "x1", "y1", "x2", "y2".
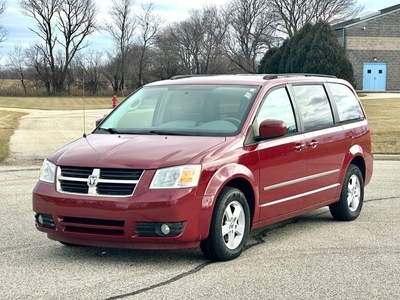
[{"x1": 42, "y1": 208, "x2": 336, "y2": 264}]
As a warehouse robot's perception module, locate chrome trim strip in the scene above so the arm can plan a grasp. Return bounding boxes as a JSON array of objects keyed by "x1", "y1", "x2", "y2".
[
  {"x1": 261, "y1": 184, "x2": 339, "y2": 207},
  {"x1": 263, "y1": 169, "x2": 340, "y2": 191},
  {"x1": 58, "y1": 175, "x2": 139, "y2": 185}
]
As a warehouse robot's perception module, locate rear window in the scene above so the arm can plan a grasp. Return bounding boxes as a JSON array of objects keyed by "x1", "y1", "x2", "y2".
[{"x1": 327, "y1": 83, "x2": 364, "y2": 122}]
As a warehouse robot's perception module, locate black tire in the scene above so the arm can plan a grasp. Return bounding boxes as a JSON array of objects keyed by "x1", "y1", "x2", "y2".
[
  {"x1": 59, "y1": 242, "x2": 80, "y2": 247},
  {"x1": 200, "y1": 187, "x2": 250, "y2": 261},
  {"x1": 329, "y1": 164, "x2": 364, "y2": 221}
]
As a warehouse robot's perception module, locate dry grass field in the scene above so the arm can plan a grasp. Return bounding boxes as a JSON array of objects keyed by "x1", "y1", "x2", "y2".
[
  {"x1": 0, "y1": 94, "x2": 398, "y2": 163},
  {"x1": 0, "y1": 96, "x2": 113, "y2": 110},
  {"x1": 360, "y1": 97, "x2": 400, "y2": 154},
  {"x1": 0, "y1": 110, "x2": 28, "y2": 162}
]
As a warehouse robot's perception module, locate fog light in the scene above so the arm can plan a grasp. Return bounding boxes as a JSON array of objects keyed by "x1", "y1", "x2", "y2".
[
  {"x1": 37, "y1": 214, "x2": 44, "y2": 225},
  {"x1": 160, "y1": 223, "x2": 170, "y2": 235},
  {"x1": 35, "y1": 213, "x2": 55, "y2": 228}
]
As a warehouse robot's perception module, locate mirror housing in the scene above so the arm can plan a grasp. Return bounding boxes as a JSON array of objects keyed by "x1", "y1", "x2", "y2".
[
  {"x1": 257, "y1": 119, "x2": 286, "y2": 140},
  {"x1": 95, "y1": 117, "x2": 105, "y2": 127}
]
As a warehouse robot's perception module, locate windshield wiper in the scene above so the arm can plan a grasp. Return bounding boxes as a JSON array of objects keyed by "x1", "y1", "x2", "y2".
[
  {"x1": 96, "y1": 127, "x2": 120, "y2": 134},
  {"x1": 148, "y1": 130, "x2": 200, "y2": 136}
]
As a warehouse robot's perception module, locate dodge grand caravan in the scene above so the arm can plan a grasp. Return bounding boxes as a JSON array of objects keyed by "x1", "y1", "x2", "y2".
[{"x1": 33, "y1": 74, "x2": 373, "y2": 261}]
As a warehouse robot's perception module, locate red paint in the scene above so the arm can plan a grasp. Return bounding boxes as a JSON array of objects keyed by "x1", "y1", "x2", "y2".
[{"x1": 33, "y1": 75, "x2": 373, "y2": 251}]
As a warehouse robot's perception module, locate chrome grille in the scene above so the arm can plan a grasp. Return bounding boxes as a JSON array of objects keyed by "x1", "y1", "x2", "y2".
[{"x1": 57, "y1": 166, "x2": 143, "y2": 197}]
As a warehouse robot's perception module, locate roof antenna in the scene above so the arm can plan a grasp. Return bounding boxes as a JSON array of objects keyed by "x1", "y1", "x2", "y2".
[{"x1": 82, "y1": 65, "x2": 87, "y2": 138}]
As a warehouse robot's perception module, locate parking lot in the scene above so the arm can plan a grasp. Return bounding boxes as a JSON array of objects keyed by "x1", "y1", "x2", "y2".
[{"x1": 1, "y1": 109, "x2": 399, "y2": 299}]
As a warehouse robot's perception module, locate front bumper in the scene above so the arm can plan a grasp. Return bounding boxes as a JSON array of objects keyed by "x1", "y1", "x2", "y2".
[{"x1": 32, "y1": 180, "x2": 211, "y2": 250}]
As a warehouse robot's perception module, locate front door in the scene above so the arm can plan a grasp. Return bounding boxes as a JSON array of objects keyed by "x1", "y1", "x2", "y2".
[
  {"x1": 363, "y1": 63, "x2": 387, "y2": 91},
  {"x1": 257, "y1": 87, "x2": 307, "y2": 220}
]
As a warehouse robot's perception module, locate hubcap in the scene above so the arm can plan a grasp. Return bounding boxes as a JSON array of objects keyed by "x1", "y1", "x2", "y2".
[
  {"x1": 221, "y1": 200, "x2": 246, "y2": 250},
  {"x1": 347, "y1": 174, "x2": 361, "y2": 212}
]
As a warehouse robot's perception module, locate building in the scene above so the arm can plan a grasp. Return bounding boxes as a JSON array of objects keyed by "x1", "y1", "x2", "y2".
[{"x1": 334, "y1": 4, "x2": 400, "y2": 91}]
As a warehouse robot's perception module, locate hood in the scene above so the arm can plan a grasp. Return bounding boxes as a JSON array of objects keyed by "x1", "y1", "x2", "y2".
[{"x1": 48, "y1": 133, "x2": 226, "y2": 169}]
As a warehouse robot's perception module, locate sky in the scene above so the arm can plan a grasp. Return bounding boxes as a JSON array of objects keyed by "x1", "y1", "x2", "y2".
[{"x1": 0, "y1": 0, "x2": 399, "y2": 65}]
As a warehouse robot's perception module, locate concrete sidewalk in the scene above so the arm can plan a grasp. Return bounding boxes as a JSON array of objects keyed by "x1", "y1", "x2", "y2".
[{"x1": 5, "y1": 109, "x2": 111, "y2": 165}]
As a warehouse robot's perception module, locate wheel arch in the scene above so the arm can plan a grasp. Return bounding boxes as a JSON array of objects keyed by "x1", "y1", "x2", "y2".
[
  {"x1": 349, "y1": 155, "x2": 366, "y2": 182},
  {"x1": 342, "y1": 143, "x2": 373, "y2": 185},
  {"x1": 202, "y1": 163, "x2": 258, "y2": 227}
]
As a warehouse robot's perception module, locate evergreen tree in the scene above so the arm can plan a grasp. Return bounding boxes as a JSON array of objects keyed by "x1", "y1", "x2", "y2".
[
  {"x1": 258, "y1": 22, "x2": 355, "y2": 86},
  {"x1": 286, "y1": 23, "x2": 314, "y2": 73},
  {"x1": 258, "y1": 47, "x2": 281, "y2": 74},
  {"x1": 303, "y1": 22, "x2": 355, "y2": 85}
]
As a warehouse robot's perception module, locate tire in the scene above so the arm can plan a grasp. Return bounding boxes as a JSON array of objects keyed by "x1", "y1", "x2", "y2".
[
  {"x1": 200, "y1": 187, "x2": 250, "y2": 261},
  {"x1": 59, "y1": 242, "x2": 80, "y2": 247},
  {"x1": 329, "y1": 164, "x2": 364, "y2": 221}
]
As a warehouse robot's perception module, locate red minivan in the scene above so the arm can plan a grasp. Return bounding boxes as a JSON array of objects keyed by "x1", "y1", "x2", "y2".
[{"x1": 33, "y1": 74, "x2": 373, "y2": 261}]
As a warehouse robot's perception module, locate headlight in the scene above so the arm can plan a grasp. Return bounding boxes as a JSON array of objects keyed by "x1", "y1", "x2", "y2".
[
  {"x1": 150, "y1": 165, "x2": 201, "y2": 189},
  {"x1": 39, "y1": 159, "x2": 56, "y2": 183}
]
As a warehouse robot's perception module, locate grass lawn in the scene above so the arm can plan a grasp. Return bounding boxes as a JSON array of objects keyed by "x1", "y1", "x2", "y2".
[
  {"x1": 360, "y1": 97, "x2": 400, "y2": 154},
  {"x1": 0, "y1": 95, "x2": 398, "y2": 163},
  {"x1": 0, "y1": 96, "x2": 113, "y2": 110},
  {"x1": 0, "y1": 110, "x2": 28, "y2": 162}
]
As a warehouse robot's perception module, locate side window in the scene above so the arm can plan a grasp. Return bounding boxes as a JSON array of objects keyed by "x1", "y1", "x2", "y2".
[
  {"x1": 292, "y1": 85, "x2": 334, "y2": 131},
  {"x1": 327, "y1": 83, "x2": 364, "y2": 122},
  {"x1": 258, "y1": 88, "x2": 297, "y2": 134}
]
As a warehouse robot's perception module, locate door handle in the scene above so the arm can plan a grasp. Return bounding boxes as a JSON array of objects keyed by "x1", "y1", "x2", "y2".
[
  {"x1": 294, "y1": 142, "x2": 306, "y2": 151},
  {"x1": 308, "y1": 140, "x2": 318, "y2": 148}
]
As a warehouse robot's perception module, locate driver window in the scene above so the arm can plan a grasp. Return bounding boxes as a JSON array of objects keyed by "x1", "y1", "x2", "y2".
[{"x1": 258, "y1": 88, "x2": 297, "y2": 134}]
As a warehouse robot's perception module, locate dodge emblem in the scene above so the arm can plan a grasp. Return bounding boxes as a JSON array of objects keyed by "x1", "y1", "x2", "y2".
[{"x1": 87, "y1": 175, "x2": 98, "y2": 187}]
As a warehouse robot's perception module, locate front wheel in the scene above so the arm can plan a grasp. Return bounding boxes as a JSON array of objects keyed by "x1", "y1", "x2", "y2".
[
  {"x1": 200, "y1": 187, "x2": 250, "y2": 261},
  {"x1": 329, "y1": 164, "x2": 364, "y2": 221}
]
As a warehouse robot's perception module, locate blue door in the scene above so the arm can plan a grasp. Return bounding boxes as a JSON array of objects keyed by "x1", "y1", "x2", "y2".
[{"x1": 363, "y1": 63, "x2": 387, "y2": 91}]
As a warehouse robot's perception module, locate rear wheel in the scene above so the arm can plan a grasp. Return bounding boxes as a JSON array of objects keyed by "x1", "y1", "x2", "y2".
[
  {"x1": 200, "y1": 187, "x2": 250, "y2": 261},
  {"x1": 329, "y1": 164, "x2": 364, "y2": 221}
]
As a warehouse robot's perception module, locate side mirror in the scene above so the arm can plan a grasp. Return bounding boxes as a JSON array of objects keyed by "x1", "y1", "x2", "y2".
[
  {"x1": 257, "y1": 119, "x2": 286, "y2": 140},
  {"x1": 95, "y1": 116, "x2": 105, "y2": 127}
]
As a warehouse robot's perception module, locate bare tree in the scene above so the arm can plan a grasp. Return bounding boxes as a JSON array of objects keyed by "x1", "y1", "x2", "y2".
[
  {"x1": 153, "y1": 28, "x2": 185, "y2": 79},
  {"x1": 134, "y1": 2, "x2": 163, "y2": 88},
  {"x1": 225, "y1": 0, "x2": 278, "y2": 73},
  {"x1": 25, "y1": 44, "x2": 52, "y2": 94},
  {"x1": 103, "y1": 0, "x2": 136, "y2": 94},
  {"x1": 164, "y1": 5, "x2": 228, "y2": 75},
  {"x1": 0, "y1": 0, "x2": 7, "y2": 43},
  {"x1": 7, "y1": 44, "x2": 28, "y2": 94},
  {"x1": 271, "y1": 0, "x2": 364, "y2": 37},
  {"x1": 19, "y1": 0, "x2": 97, "y2": 94},
  {"x1": 75, "y1": 50, "x2": 105, "y2": 95}
]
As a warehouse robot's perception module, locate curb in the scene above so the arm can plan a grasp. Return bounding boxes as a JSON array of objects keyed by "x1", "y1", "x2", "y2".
[{"x1": 374, "y1": 154, "x2": 400, "y2": 161}]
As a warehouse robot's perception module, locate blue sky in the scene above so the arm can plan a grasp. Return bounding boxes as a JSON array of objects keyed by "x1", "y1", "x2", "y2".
[{"x1": 0, "y1": 0, "x2": 399, "y2": 65}]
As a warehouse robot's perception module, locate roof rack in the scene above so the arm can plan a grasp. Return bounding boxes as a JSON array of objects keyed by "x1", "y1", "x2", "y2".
[
  {"x1": 170, "y1": 74, "x2": 218, "y2": 80},
  {"x1": 262, "y1": 73, "x2": 337, "y2": 80}
]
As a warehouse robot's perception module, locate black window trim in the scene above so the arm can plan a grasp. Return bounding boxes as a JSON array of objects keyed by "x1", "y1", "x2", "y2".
[{"x1": 244, "y1": 84, "x2": 301, "y2": 146}]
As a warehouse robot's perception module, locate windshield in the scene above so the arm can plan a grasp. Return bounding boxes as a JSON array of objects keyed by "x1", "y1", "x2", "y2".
[{"x1": 95, "y1": 84, "x2": 260, "y2": 136}]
